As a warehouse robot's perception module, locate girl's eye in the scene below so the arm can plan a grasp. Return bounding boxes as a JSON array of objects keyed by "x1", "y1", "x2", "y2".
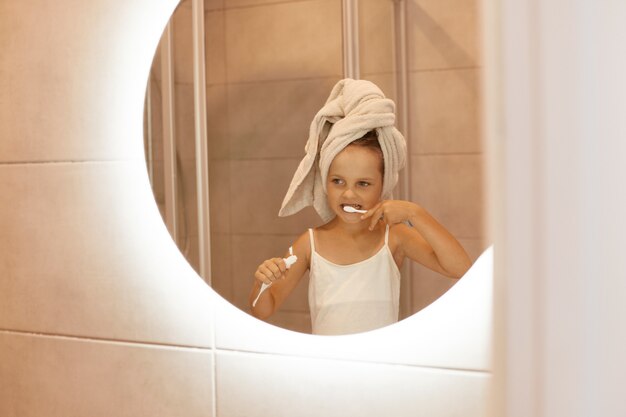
[
  {"x1": 332, "y1": 178, "x2": 344, "y2": 185},
  {"x1": 358, "y1": 181, "x2": 370, "y2": 187}
]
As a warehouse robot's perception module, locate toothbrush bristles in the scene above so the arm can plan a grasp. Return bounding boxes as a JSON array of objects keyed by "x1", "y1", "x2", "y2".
[{"x1": 343, "y1": 205, "x2": 366, "y2": 214}]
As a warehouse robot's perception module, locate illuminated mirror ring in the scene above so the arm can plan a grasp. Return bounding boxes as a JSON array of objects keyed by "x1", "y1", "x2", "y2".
[{"x1": 141, "y1": 0, "x2": 492, "y2": 368}]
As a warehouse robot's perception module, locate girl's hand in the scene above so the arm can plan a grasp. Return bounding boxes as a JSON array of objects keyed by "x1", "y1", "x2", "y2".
[
  {"x1": 361, "y1": 200, "x2": 421, "y2": 231},
  {"x1": 254, "y1": 258, "x2": 287, "y2": 285}
]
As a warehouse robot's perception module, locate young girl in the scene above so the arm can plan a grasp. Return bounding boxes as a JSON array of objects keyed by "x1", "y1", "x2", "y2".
[
  {"x1": 249, "y1": 79, "x2": 471, "y2": 335},
  {"x1": 249, "y1": 130, "x2": 471, "y2": 335}
]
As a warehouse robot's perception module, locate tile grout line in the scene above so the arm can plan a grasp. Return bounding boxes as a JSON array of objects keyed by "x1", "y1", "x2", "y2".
[
  {"x1": 0, "y1": 330, "x2": 490, "y2": 374},
  {"x1": 215, "y1": 346, "x2": 491, "y2": 375},
  {"x1": 211, "y1": 290, "x2": 218, "y2": 417},
  {"x1": 204, "y1": 74, "x2": 343, "y2": 87},
  {"x1": 204, "y1": 152, "x2": 483, "y2": 162},
  {"x1": 0, "y1": 328, "x2": 212, "y2": 352},
  {"x1": 410, "y1": 65, "x2": 483, "y2": 73},
  {"x1": 178, "y1": 65, "x2": 482, "y2": 88},
  {"x1": 223, "y1": 0, "x2": 332, "y2": 13},
  {"x1": 0, "y1": 158, "x2": 144, "y2": 167}
]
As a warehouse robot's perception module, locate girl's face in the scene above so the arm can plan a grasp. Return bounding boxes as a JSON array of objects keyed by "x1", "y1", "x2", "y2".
[{"x1": 326, "y1": 145, "x2": 383, "y2": 223}]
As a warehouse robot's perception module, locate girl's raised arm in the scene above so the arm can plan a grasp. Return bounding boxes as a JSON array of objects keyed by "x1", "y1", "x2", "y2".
[{"x1": 363, "y1": 200, "x2": 472, "y2": 279}]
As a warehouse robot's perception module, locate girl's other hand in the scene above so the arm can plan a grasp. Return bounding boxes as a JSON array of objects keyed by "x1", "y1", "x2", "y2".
[
  {"x1": 254, "y1": 258, "x2": 287, "y2": 285},
  {"x1": 361, "y1": 200, "x2": 421, "y2": 231}
]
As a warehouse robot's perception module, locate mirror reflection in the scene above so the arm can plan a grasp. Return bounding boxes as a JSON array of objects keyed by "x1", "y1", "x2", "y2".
[{"x1": 144, "y1": 0, "x2": 487, "y2": 335}]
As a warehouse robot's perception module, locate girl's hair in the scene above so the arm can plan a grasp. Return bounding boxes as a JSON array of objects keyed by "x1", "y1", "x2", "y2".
[{"x1": 349, "y1": 130, "x2": 384, "y2": 175}]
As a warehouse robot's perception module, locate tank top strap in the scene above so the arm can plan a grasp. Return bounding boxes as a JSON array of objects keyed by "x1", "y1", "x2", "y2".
[
  {"x1": 384, "y1": 224, "x2": 390, "y2": 245},
  {"x1": 308, "y1": 228, "x2": 316, "y2": 251}
]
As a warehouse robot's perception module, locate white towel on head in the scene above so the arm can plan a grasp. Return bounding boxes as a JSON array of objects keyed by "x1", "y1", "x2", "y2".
[{"x1": 278, "y1": 78, "x2": 407, "y2": 222}]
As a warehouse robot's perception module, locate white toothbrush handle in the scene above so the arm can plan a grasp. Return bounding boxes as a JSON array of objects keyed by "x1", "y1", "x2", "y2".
[
  {"x1": 252, "y1": 282, "x2": 271, "y2": 307},
  {"x1": 252, "y1": 250, "x2": 298, "y2": 307}
]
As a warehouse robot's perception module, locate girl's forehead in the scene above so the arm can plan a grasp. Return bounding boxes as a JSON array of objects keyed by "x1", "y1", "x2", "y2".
[{"x1": 329, "y1": 146, "x2": 383, "y2": 175}]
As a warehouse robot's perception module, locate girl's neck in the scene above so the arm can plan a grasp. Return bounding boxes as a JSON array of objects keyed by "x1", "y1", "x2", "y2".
[{"x1": 325, "y1": 217, "x2": 381, "y2": 237}]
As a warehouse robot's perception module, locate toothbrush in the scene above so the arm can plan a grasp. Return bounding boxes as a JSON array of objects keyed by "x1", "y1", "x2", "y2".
[
  {"x1": 252, "y1": 246, "x2": 298, "y2": 307},
  {"x1": 343, "y1": 205, "x2": 367, "y2": 214}
]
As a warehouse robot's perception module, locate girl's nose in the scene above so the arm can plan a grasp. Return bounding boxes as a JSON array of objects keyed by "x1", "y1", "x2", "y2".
[{"x1": 342, "y1": 187, "x2": 357, "y2": 199}]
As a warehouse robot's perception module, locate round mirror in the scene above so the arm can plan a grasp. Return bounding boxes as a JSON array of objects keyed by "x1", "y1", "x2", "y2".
[{"x1": 144, "y1": 0, "x2": 487, "y2": 334}]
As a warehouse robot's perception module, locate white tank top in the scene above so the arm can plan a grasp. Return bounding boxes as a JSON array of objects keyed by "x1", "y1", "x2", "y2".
[{"x1": 308, "y1": 225, "x2": 401, "y2": 336}]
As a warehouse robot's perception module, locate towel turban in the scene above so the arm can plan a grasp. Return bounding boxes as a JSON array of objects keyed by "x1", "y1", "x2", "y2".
[{"x1": 278, "y1": 78, "x2": 407, "y2": 223}]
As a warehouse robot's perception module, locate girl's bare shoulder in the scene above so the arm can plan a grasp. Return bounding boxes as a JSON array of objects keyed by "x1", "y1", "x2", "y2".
[
  {"x1": 311, "y1": 220, "x2": 342, "y2": 241},
  {"x1": 292, "y1": 229, "x2": 313, "y2": 265}
]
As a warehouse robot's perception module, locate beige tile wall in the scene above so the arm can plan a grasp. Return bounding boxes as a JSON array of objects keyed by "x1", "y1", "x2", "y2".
[
  {"x1": 224, "y1": 0, "x2": 342, "y2": 83},
  {"x1": 359, "y1": 0, "x2": 396, "y2": 75},
  {"x1": 410, "y1": 69, "x2": 482, "y2": 154},
  {"x1": 405, "y1": 0, "x2": 487, "y2": 315},
  {"x1": 0, "y1": 161, "x2": 213, "y2": 347},
  {"x1": 0, "y1": 332, "x2": 214, "y2": 417},
  {"x1": 0, "y1": 1, "x2": 218, "y2": 416},
  {"x1": 407, "y1": 0, "x2": 480, "y2": 71},
  {"x1": 216, "y1": 350, "x2": 490, "y2": 417}
]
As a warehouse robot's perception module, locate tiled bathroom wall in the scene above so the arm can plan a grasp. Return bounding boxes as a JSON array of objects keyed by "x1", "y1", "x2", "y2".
[
  {"x1": 147, "y1": 0, "x2": 487, "y2": 332},
  {"x1": 0, "y1": 1, "x2": 217, "y2": 415},
  {"x1": 404, "y1": 0, "x2": 487, "y2": 314}
]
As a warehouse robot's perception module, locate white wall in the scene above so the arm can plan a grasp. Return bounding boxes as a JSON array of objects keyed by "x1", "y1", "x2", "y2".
[{"x1": 488, "y1": 0, "x2": 626, "y2": 416}]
